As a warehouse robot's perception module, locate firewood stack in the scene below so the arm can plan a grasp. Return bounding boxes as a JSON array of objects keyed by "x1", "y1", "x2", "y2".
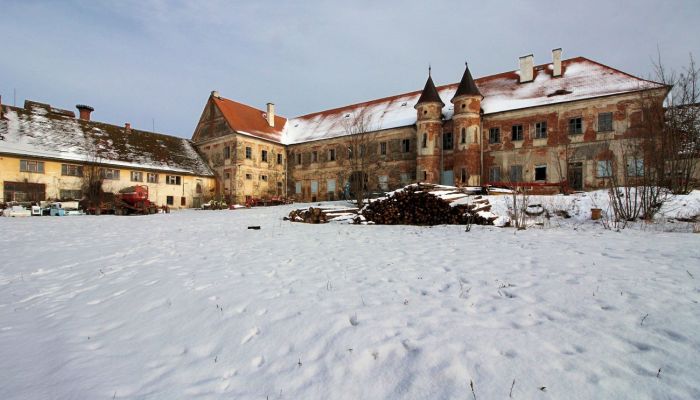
[
  {"x1": 287, "y1": 207, "x2": 328, "y2": 224},
  {"x1": 362, "y1": 186, "x2": 496, "y2": 226}
]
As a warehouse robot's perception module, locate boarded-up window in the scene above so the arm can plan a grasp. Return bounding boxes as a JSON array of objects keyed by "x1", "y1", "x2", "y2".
[
  {"x1": 327, "y1": 179, "x2": 336, "y2": 193},
  {"x1": 378, "y1": 175, "x2": 389, "y2": 191},
  {"x1": 509, "y1": 165, "x2": 523, "y2": 182},
  {"x1": 489, "y1": 166, "x2": 501, "y2": 182},
  {"x1": 295, "y1": 182, "x2": 302, "y2": 194},
  {"x1": 311, "y1": 180, "x2": 319, "y2": 193}
]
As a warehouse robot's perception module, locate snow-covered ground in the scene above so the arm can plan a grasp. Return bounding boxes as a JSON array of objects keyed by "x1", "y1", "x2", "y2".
[{"x1": 1, "y1": 196, "x2": 699, "y2": 399}]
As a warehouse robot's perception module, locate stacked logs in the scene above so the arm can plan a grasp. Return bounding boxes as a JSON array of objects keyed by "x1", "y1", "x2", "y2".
[
  {"x1": 362, "y1": 187, "x2": 495, "y2": 226},
  {"x1": 287, "y1": 207, "x2": 328, "y2": 224}
]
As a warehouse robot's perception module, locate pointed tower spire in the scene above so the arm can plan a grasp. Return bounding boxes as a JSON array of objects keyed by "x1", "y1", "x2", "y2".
[
  {"x1": 415, "y1": 67, "x2": 444, "y2": 107},
  {"x1": 451, "y1": 62, "x2": 481, "y2": 101}
]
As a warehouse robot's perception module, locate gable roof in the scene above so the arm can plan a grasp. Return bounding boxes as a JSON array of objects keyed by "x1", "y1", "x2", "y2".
[
  {"x1": 0, "y1": 101, "x2": 214, "y2": 176},
  {"x1": 281, "y1": 57, "x2": 665, "y2": 144},
  {"x1": 212, "y1": 96, "x2": 286, "y2": 143}
]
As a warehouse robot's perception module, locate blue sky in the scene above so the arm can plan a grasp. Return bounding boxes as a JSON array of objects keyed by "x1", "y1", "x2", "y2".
[{"x1": 1, "y1": 0, "x2": 699, "y2": 138}]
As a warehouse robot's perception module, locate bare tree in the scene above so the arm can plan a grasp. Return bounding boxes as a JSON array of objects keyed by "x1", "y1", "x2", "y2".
[{"x1": 342, "y1": 107, "x2": 380, "y2": 208}]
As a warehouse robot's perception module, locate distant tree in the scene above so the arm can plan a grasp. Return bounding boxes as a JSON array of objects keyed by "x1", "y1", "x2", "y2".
[{"x1": 341, "y1": 107, "x2": 381, "y2": 208}]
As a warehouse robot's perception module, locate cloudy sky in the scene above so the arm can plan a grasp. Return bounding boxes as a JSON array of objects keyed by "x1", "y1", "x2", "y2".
[{"x1": 1, "y1": 0, "x2": 699, "y2": 138}]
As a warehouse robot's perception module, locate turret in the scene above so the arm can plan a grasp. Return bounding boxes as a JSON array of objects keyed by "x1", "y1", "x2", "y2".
[
  {"x1": 414, "y1": 68, "x2": 444, "y2": 183},
  {"x1": 451, "y1": 63, "x2": 483, "y2": 185}
]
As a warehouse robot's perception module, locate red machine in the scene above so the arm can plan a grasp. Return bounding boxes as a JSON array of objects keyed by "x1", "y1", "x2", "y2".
[{"x1": 114, "y1": 185, "x2": 159, "y2": 215}]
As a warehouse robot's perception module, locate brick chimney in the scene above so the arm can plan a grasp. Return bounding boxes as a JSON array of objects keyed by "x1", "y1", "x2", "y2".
[
  {"x1": 552, "y1": 48, "x2": 562, "y2": 77},
  {"x1": 266, "y1": 102, "x2": 275, "y2": 127},
  {"x1": 519, "y1": 54, "x2": 534, "y2": 83},
  {"x1": 125, "y1": 122, "x2": 131, "y2": 134},
  {"x1": 76, "y1": 104, "x2": 94, "y2": 121}
]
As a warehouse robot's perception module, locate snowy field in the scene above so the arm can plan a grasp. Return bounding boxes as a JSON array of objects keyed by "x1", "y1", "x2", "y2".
[{"x1": 1, "y1": 196, "x2": 699, "y2": 399}]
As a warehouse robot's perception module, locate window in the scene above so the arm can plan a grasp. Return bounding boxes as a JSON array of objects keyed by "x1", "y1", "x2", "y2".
[
  {"x1": 535, "y1": 121, "x2": 547, "y2": 139},
  {"x1": 245, "y1": 146, "x2": 252, "y2": 159},
  {"x1": 3, "y1": 181, "x2": 45, "y2": 202},
  {"x1": 598, "y1": 112, "x2": 613, "y2": 132},
  {"x1": 489, "y1": 127, "x2": 500, "y2": 144},
  {"x1": 147, "y1": 173, "x2": 158, "y2": 183},
  {"x1": 489, "y1": 166, "x2": 501, "y2": 182},
  {"x1": 101, "y1": 168, "x2": 120, "y2": 180},
  {"x1": 223, "y1": 145, "x2": 230, "y2": 159},
  {"x1": 196, "y1": 183, "x2": 202, "y2": 194},
  {"x1": 400, "y1": 173, "x2": 412, "y2": 185},
  {"x1": 328, "y1": 148, "x2": 336, "y2": 161},
  {"x1": 166, "y1": 175, "x2": 181, "y2": 185},
  {"x1": 422, "y1": 133, "x2": 427, "y2": 148},
  {"x1": 166, "y1": 196, "x2": 174, "y2": 206},
  {"x1": 311, "y1": 180, "x2": 318, "y2": 194},
  {"x1": 261, "y1": 150, "x2": 268, "y2": 162},
  {"x1": 347, "y1": 147, "x2": 354, "y2": 159},
  {"x1": 443, "y1": 132, "x2": 453, "y2": 150},
  {"x1": 327, "y1": 179, "x2": 336, "y2": 193},
  {"x1": 295, "y1": 182, "x2": 302, "y2": 194},
  {"x1": 276, "y1": 181, "x2": 283, "y2": 195},
  {"x1": 626, "y1": 157, "x2": 644, "y2": 176},
  {"x1": 20, "y1": 160, "x2": 45, "y2": 173},
  {"x1": 597, "y1": 160, "x2": 613, "y2": 178},
  {"x1": 401, "y1": 139, "x2": 410, "y2": 153},
  {"x1": 296, "y1": 153, "x2": 302, "y2": 165},
  {"x1": 59, "y1": 189, "x2": 82, "y2": 200},
  {"x1": 61, "y1": 164, "x2": 83, "y2": 177},
  {"x1": 181, "y1": 197, "x2": 186, "y2": 206},
  {"x1": 360, "y1": 144, "x2": 366, "y2": 157},
  {"x1": 422, "y1": 170, "x2": 428, "y2": 181},
  {"x1": 461, "y1": 127, "x2": 467, "y2": 144},
  {"x1": 569, "y1": 117, "x2": 583, "y2": 134},
  {"x1": 260, "y1": 175, "x2": 268, "y2": 181},
  {"x1": 224, "y1": 171, "x2": 231, "y2": 179},
  {"x1": 245, "y1": 173, "x2": 252, "y2": 180},
  {"x1": 131, "y1": 171, "x2": 143, "y2": 182},
  {"x1": 378, "y1": 175, "x2": 389, "y2": 191},
  {"x1": 534, "y1": 165, "x2": 547, "y2": 181},
  {"x1": 277, "y1": 153, "x2": 283, "y2": 164},
  {"x1": 460, "y1": 168, "x2": 467, "y2": 183},
  {"x1": 312, "y1": 151, "x2": 318, "y2": 162},
  {"x1": 511, "y1": 125, "x2": 523, "y2": 141},
  {"x1": 380, "y1": 142, "x2": 387, "y2": 156},
  {"x1": 509, "y1": 165, "x2": 523, "y2": 182}
]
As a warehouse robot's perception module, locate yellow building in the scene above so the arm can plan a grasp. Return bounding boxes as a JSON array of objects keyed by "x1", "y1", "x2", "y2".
[{"x1": 0, "y1": 100, "x2": 216, "y2": 208}]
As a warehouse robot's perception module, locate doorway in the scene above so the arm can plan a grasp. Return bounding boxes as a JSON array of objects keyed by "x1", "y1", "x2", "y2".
[{"x1": 567, "y1": 162, "x2": 583, "y2": 191}]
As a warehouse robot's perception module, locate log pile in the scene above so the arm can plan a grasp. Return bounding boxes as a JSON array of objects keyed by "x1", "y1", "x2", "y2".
[
  {"x1": 287, "y1": 207, "x2": 329, "y2": 224},
  {"x1": 362, "y1": 186, "x2": 496, "y2": 226}
]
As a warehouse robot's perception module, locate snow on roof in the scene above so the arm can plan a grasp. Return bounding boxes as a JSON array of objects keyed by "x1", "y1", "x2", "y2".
[
  {"x1": 280, "y1": 57, "x2": 664, "y2": 144},
  {"x1": 0, "y1": 102, "x2": 214, "y2": 176}
]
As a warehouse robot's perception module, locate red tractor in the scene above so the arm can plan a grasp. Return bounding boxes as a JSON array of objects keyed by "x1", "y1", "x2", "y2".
[{"x1": 114, "y1": 185, "x2": 159, "y2": 215}]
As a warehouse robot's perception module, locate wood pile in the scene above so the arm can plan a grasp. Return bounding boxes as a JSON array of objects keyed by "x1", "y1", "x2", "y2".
[
  {"x1": 287, "y1": 207, "x2": 328, "y2": 224},
  {"x1": 362, "y1": 185, "x2": 497, "y2": 226}
]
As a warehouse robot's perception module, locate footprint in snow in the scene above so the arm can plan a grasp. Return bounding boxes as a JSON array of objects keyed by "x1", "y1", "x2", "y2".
[
  {"x1": 241, "y1": 327, "x2": 260, "y2": 344},
  {"x1": 251, "y1": 356, "x2": 265, "y2": 367}
]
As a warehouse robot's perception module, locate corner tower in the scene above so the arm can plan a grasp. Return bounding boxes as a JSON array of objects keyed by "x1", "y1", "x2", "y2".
[
  {"x1": 451, "y1": 63, "x2": 483, "y2": 185},
  {"x1": 414, "y1": 68, "x2": 444, "y2": 183}
]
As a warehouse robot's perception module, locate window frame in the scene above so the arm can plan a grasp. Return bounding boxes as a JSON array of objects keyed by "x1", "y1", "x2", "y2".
[
  {"x1": 165, "y1": 175, "x2": 182, "y2": 185},
  {"x1": 534, "y1": 121, "x2": 547, "y2": 139},
  {"x1": 511, "y1": 125, "x2": 524, "y2": 141},
  {"x1": 147, "y1": 173, "x2": 158, "y2": 183},
  {"x1": 598, "y1": 112, "x2": 613, "y2": 132},
  {"x1": 61, "y1": 163, "x2": 83, "y2": 177},
  {"x1": 245, "y1": 146, "x2": 252, "y2": 159},
  {"x1": 380, "y1": 142, "x2": 387, "y2": 156},
  {"x1": 509, "y1": 165, "x2": 523, "y2": 182},
  {"x1": 261, "y1": 150, "x2": 268, "y2": 162},
  {"x1": 489, "y1": 166, "x2": 501, "y2": 182},
  {"x1": 568, "y1": 117, "x2": 583, "y2": 134},
  {"x1": 401, "y1": 138, "x2": 410, "y2": 153},
  {"x1": 130, "y1": 171, "x2": 143, "y2": 182},
  {"x1": 489, "y1": 127, "x2": 501, "y2": 144},
  {"x1": 328, "y1": 148, "x2": 336, "y2": 161},
  {"x1": 20, "y1": 159, "x2": 45, "y2": 174},
  {"x1": 626, "y1": 157, "x2": 644, "y2": 177},
  {"x1": 442, "y1": 132, "x2": 453, "y2": 150},
  {"x1": 277, "y1": 153, "x2": 283, "y2": 164},
  {"x1": 101, "y1": 168, "x2": 120, "y2": 180},
  {"x1": 597, "y1": 160, "x2": 613, "y2": 178},
  {"x1": 534, "y1": 165, "x2": 547, "y2": 181}
]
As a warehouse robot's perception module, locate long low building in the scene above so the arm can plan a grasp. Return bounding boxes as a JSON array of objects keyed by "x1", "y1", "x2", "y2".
[{"x1": 0, "y1": 100, "x2": 216, "y2": 208}]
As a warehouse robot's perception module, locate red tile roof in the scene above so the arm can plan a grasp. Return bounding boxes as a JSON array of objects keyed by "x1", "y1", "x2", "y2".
[{"x1": 212, "y1": 96, "x2": 286, "y2": 143}]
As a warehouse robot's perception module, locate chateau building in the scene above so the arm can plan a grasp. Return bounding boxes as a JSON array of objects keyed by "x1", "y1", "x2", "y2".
[
  {"x1": 192, "y1": 49, "x2": 670, "y2": 203},
  {"x1": 0, "y1": 100, "x2": 216, "y2": 208}
]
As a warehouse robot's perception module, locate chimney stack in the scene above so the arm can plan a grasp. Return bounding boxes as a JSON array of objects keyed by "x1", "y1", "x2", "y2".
[
  {"x1": 552, "y1": 48, "x2": 562, "y2": 77},
  {"x1": 519, "y1": 54, "x2": 534, "y2": 83},
  {"x1": 76, "y1": 104, "x2": 94, "y2": 121},
  {"x1": 125, "y1": 122, "x2": 131, "y2": 134},
  {"x1": 211, "y1": 90, "x2": 220, "y2": 98},
  {"x1": 266, "y1": 102, "x2": 275, "y2": 127}
]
